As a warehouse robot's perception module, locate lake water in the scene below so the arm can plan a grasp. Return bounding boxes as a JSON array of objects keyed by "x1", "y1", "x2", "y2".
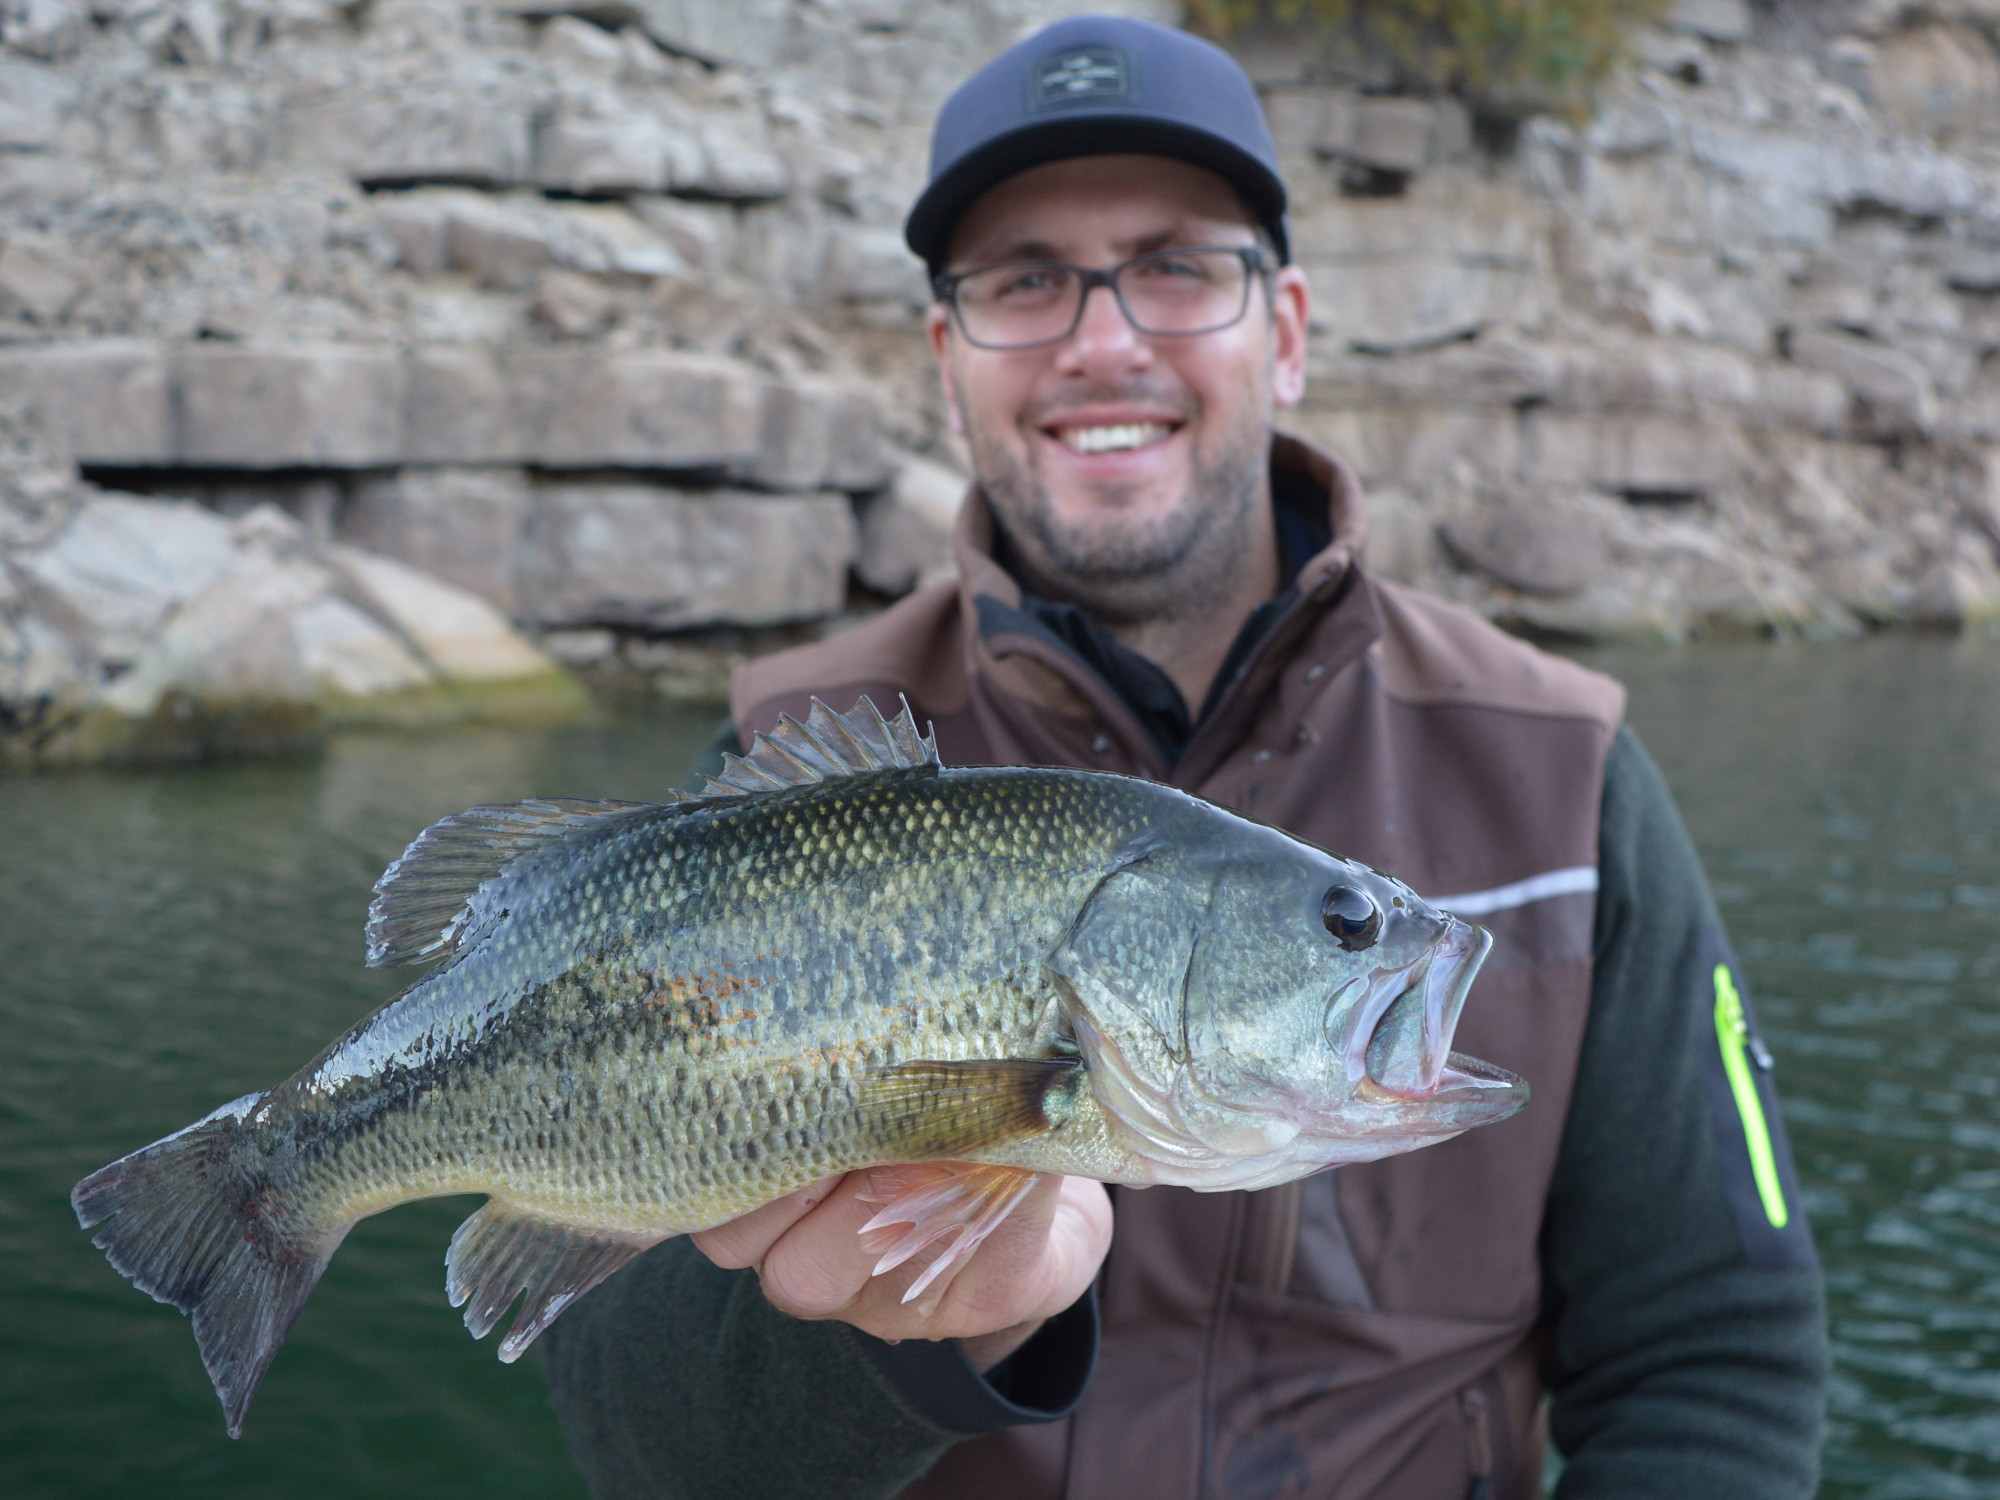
[{"x1": 3, "y1": 635, "x2": 1998, "y2": 1498}]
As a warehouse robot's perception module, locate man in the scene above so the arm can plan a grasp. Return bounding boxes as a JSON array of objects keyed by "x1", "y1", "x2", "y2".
[{"x1": 541, "y1": 16, "x2": 1828, "y2": 1498}]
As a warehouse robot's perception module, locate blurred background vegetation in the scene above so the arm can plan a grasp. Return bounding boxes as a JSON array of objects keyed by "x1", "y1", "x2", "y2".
[{"x1": 1184, "y1": 0, "x2": 1675, "y2": 118}]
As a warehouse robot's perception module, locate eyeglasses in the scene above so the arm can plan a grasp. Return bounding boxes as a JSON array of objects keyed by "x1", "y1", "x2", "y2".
[{"x1": 934, "y1": 245, "x2": 1271, "y2": 351}]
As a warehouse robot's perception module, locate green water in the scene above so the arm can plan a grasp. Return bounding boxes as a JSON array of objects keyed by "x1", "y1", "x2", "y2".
[{"x1": 3, "y1": 637, "x2": 1999, "y2": 1497}]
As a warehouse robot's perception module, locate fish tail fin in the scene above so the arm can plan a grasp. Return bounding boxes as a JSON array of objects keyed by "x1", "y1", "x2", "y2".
[{"x1": 70, "y1": 1094, "x2": 347, "y2": 1438}]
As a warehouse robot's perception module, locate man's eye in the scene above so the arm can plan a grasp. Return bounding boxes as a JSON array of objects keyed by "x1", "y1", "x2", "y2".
[
  {"x1": 992, "y1": 268, "x2": 1063, "y2": 300},
  {"x1": 1132, "y1": 255, "x2": 1209, "y2": 281}
]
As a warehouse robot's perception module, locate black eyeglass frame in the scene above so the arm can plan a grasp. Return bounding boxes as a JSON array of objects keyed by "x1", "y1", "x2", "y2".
[{"x1": 933, "y1": 245, "x2": 1274, "y2": 351}]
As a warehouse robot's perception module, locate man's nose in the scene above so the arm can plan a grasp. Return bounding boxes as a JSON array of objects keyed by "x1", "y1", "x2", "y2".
[{"x1": 1056, "y1": 283, "x2": 1152, "y2": 374}]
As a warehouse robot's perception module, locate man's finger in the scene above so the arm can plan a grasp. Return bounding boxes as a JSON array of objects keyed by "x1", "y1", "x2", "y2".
[
  {"x1": 755, "y1": 1172, "x2": 893, "y2": 1318},
  {"x1": 691, "y1": 1173, "x2": 846, "y2": 1269}
]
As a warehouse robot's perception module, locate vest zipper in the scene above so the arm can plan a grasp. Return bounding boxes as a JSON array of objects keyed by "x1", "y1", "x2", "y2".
[{"x1": 1461, "y1": 1385, "x2": 1495, "y2": 1500}]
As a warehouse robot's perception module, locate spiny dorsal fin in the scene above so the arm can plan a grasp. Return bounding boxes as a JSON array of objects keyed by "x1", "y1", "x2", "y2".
[
  {"x1": 366, "y1": 798, "x2": 662, "y2": 968},
  {"x1": 697, "y1": 695, "x2": 939, "y2": 800}
]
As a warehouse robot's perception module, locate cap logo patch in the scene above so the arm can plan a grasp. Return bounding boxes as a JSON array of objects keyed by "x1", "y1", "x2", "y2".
[{"x1": 1031, "y1": 46, "x2": 1133, "y2": 111}]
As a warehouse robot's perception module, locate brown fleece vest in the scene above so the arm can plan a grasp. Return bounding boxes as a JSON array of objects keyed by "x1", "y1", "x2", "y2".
[{"x1": 732, "y1": 437, "x2": 1625, "y2": 1500}]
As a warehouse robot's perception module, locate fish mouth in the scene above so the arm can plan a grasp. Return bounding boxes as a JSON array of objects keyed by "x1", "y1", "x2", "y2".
[{"x1": 1354, "y1": 917, "x2": 1494, "y2": 1100}]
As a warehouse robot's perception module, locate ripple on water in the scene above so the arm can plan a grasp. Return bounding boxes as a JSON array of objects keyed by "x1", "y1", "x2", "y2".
[{"x1": 1585, "y1": 635, "x2": 2000, "y2": 1500}]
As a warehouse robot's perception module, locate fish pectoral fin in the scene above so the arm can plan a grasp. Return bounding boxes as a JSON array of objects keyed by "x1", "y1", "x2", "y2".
[
  {"x1": 857, "y1": 1057, "x2": 1080, "y2": 1159},
  {"x1": 856, "y1": 1162, "x2": 1046, "y2": 1305},
  {"x1": 445, "y1": 1201, "x2": 668, "y2": 1363}
]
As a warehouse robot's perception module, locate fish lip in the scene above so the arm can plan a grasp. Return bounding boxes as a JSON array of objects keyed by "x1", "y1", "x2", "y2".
[
  {"x1": 1427, "y1": 1050, "x2": 1531, "y2": 1123},
  {"x1": 1355, "y1": 917, "x2": 1493, "y2": 1100}
]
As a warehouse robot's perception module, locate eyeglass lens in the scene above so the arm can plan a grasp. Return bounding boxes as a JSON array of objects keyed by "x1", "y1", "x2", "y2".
[{"x1": 951, "y1": 249, "x2": 1255, "y2": 350}]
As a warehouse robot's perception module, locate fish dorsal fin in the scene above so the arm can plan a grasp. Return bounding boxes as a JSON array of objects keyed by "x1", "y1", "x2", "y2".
[
  {"x1": 366, "y1": 798, "x2": 661, "y2": 968},
  {"x1": 697, "y1": 695, "x2": 939, "y2": 800}
]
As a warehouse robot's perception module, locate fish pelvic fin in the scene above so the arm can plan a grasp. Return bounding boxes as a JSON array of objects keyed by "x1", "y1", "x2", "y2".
[
  {"x1": 698, "y1": 695, "x2": 939, "y2": 800},
  {"x1": 70, "y1": 1094, "x2": 348, "y2": 1439},
  {"x1": 445, "y1": 1201, "x2": 667, "y2": 1363},
  {"x1": 367, "y1": 798, "x2": 663, "y2": 967},
  {"x1": 849, "y1": 1059, "x2": 1078, "y2": 1306},
  {"x1": 857, "y1": 1163, "x2": 1046, "y2": 1306}
]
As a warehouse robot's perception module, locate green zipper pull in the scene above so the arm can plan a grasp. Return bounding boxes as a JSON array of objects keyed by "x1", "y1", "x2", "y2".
[{"x1": 1714, "y1": 964, "x2": 1788, "y2": 1229}]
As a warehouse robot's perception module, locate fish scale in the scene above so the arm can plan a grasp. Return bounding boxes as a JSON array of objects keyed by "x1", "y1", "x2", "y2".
[{"x1": 72, "y1": 697, "x2": 1526, "y2": 1439}]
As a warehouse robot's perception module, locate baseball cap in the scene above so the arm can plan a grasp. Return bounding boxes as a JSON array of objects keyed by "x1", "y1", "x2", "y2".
[{"x1": 904, "y1": 14, "x2": 1290, "y2": 274}]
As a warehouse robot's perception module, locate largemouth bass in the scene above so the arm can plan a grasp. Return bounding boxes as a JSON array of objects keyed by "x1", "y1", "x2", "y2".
[{"x1": 73, "y1": 697, "x2": 1525, "y2": 1436}]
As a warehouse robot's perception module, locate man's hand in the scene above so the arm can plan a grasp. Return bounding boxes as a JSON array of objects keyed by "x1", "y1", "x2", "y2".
[{"x1": 692, "y1": 1168, "x2": 1112, "y2": 1372}]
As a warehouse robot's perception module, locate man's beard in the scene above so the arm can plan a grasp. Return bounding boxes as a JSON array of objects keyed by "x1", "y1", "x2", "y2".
[{"x1": 969, "y1": 391, "x2": 1270, "y2": 627}]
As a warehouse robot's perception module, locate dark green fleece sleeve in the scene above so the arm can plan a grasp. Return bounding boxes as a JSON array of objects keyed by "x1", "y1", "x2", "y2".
[
  {"x1": 539, "y1": 1237, "x2": 961, "y2": 1500},
  {"x1": 1544, "y1": 727, "x2": 1829, "y2": 1497}
]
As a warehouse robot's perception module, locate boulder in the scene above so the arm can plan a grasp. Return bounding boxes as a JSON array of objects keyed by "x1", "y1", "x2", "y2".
[{"x1": 0, "y1": 455, "x2": 585, "y2": 767}]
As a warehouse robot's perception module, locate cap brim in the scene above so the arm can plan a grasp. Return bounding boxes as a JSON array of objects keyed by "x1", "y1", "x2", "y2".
[{"x1": 904, "y1": 114, "x2": 1290, "y2": 272}]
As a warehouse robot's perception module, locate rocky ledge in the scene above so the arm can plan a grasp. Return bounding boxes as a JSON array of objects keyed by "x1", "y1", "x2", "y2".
[{"x1": 0, "y1": 410, "x2": 587, "y2": 769}]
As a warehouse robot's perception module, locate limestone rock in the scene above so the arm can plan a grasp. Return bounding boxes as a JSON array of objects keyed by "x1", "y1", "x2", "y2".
[
  {"x1": 1865, "y1": 23, "x2": 2000, "y2": 141},
  {"x1": 510, "y1": 349, "x2": 766, "y2": 469},
  {"x1": 326, "y1": 543, "x2": 560, "y2": 687},
  {"x1": 0, "y1": 342, "x2": 172, "y2": 466},
  {"x1": 854, "y1": 451, "x2": 961, "y2": 595},
  {"x1": 1345, "y1": 98, "x2": 1435, "y2": 174},
  {"x1": 1440, "y1": 492, "x2": 1612, "y2": 596},
  {"x1": 1790, "y1": 327, "x2": 1939, "y2": 435},
  {"x1": 339, "y1": 466, "x2": 529, "y2": 611},
  {"x1": 533, "y1": 112, "x2": 678, "y2": 196},
  {"x1": 0, "y1": 0, "x2": 86, "y2": 59},
  {"x1": 0, "y1": 56, "x2": 75, "y2": 148},
  {"x1": 177, "y1": 343, "x2": 405, "y2": 468},
  {"x1": 1666, "y1": 0, "x2": 1751, "y2": 43},
  {"x1": 0, "y1": 480, "x2": 583, "y2": 767},
  {"x1": 744, "y1": 378, "x2": 893, "y2": 492},
  {"x1": 289, "y1": 83, "x2": 532, "y2": 187},
  {"x1": 517, "y1": 481, "x2": 856, "y2": 630},
  {"x1": 15, "y1": 493, "x2": 239, "y2": 666}
]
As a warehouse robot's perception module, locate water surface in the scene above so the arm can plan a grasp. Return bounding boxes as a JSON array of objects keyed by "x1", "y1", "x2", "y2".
[{"x1": 4, "y1": 638, "x2": 1999, "y2": 1497}]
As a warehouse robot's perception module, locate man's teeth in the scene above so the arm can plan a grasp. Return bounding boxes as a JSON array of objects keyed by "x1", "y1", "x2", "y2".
[{"x1": 1059, "y1": 422, "x2": 1170, "y2": 454}]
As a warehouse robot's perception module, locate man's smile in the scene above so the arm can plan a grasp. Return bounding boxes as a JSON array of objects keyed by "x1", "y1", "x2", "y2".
[{"x1": 1052, "y1": 420, "x2": 1176, "y2": 455}]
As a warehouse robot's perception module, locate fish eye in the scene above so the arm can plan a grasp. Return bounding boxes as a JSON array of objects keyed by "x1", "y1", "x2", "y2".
[{"x1": 1322, "y1": 886, "x2": 1381, "y2": 951}]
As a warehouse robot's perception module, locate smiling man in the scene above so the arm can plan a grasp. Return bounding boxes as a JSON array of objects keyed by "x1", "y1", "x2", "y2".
[{"x1": 540, "y1": 16, "x2": 1828, "y2": 1500}]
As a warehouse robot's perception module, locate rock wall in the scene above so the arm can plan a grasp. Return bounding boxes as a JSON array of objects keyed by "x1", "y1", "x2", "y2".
[
  {"x1": 3, "y1": 0, "x2": 2000, "y2": 752},
  {"x1": 1260, "y1": 0, "x2": 2000, "y2": 637}
]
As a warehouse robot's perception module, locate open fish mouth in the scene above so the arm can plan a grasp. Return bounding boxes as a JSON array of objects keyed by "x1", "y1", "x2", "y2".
[{"x1": 1357, "y1": 917, "x2": 1494, "y2": 1100}]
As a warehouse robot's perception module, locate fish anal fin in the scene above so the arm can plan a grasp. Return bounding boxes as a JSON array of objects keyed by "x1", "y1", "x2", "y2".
[
  {"x1": 857, "y1": 1163, "x2": 1046, "y2": 1305},
  {"x1": 367, "y1": 798, "x2": 662, "y2": 968},
  {"x1": 857, "y1": 1058, "x2": 1079, "y2": 1161},
  {"x1": 445, "y1": 1201, "x2": 667, "y2": 1362},
  {"x1": 698, "y1": 695, "x2": 939, "y2": 800}
]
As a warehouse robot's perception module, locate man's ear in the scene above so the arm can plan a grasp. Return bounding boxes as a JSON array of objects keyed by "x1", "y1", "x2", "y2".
[
  {"x1": 926, "y1": 303, "x2": 966, "y2": 436},
  {"x1": 1269, "y1": 265, "x2": 1310, "y2": 410}
]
